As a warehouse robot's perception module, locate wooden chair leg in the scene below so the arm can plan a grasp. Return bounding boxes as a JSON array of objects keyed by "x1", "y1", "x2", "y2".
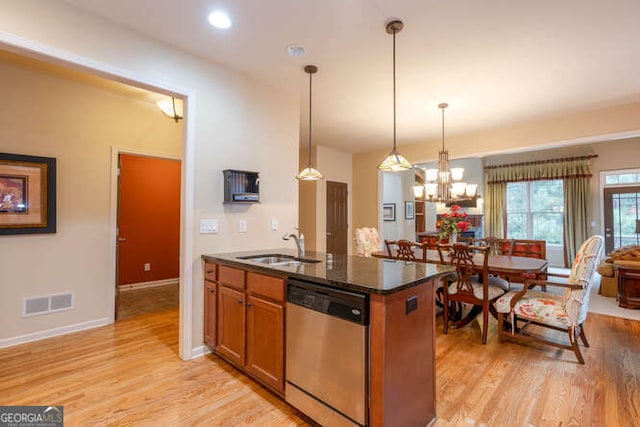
[
  {"x1": 497, "y1": 313, "x2": 504, "y2": 343},
  {"x1": 569, "y1": 326, "x2": 585, "y2": 365},
  {"x1": 442, "y1": 295, "x2": 449, "y2": 335},
  {"x1": 481, "y1": 307, "x2": 489, "y2": 345},
  {"x1": 579, "y1": 324, "x2": 590, "y2": 347}
]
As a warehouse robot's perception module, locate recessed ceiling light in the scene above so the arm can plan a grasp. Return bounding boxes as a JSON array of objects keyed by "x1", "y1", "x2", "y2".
[
  {"x1": 287, "y1": 44, "x2": 306, "y2": 57},
  {"x1": 208, "y1": 11, "x2": 231, "y2": 29}
]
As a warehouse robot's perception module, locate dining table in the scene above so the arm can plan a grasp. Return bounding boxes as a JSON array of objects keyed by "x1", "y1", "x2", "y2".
[
  {"x1": 372, "y1": 247, "x2": 549, "y2": 328},
  {"x1": 372, "y1": 248, "x2": 549, "y2": 280}
]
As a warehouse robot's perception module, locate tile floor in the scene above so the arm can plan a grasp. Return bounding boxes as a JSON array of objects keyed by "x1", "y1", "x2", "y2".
[{"x1": 116, "y1": 283, "x2": 179, "y2": 321}]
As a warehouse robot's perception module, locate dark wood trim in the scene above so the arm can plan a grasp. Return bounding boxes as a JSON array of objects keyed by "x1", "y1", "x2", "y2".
[{"x1": 484, "y1": 154, "x2": 598, "y2": 170}]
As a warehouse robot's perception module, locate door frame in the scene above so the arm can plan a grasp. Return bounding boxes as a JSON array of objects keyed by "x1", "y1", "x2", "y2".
[
  {"x1": 599, "y1": 168, "x2": 640, "y2": 253},
  {"x1": 113, "y1": 150, "x2": 182, "y2": 316},
  {"x1": 1, "y1": 33, "x2": 197, "y2": 361},
  {"x1": 601, "y1": 183, "x2": 640, "y2": 253}
]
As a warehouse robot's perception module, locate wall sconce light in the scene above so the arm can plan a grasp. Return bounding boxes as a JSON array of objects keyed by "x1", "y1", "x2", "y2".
[{"x1": 157, "y1": 97, "x2": 183, "y2": 122}]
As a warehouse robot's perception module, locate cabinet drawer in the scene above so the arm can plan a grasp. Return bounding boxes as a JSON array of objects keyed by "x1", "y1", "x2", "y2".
[
  {"x1": 247, "y1": 272, "x2": 285, "y2": 302},
  {"x1": 204, "y1": 262, "x2": 217, "y2": 282},
  {"x1": 218, "y1": 265, "x2": 246, "y2": 290}
]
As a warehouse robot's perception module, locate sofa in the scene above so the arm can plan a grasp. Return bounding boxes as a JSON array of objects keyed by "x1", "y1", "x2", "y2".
[{"x1": 597, "y1": 245, "x2": 640, "y2": 297}]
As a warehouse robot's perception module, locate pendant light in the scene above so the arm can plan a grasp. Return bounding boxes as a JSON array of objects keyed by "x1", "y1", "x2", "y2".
[
  {"x1": 378, "y1": 20, "x2": 413, "y2": 172},
  {"x1": 157, "y1": 97, "x2": 183, "y2": 122},
  {"x1": 296, "y1": 65, "x2": 324, "y2": 181}
]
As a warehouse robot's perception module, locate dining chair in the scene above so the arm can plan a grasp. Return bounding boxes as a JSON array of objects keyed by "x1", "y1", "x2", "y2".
[
  {"x1": 354, "y1": 227, "x2": 382, "y2": 257},
  {"x1": 472, "y1": 237, "x2": 513, "y2": 255},
  {"x1": 384, "y1": 239, "x2": 426, "y2": 262},
  {"x1": 495, "y1": 235, "x2": 604, "y2": 364},
  {"x1": 437, "y1": 243, "x2": 509, "y2": 344}
]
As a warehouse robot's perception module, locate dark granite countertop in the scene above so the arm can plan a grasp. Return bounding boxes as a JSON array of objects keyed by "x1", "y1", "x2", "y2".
[{"x1": 202, "y1": 249, "x2": 454, "y2": 295}]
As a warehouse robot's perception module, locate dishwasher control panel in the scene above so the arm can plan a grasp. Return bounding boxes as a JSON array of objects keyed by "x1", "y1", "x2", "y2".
[{"x1": 286, "y1": 279, "x2": 368, "y2": 325}]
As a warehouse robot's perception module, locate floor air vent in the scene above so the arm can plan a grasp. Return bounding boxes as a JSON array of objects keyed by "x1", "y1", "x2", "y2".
[{"x1": 22, "y1": 292, "x2": 75, "y2": 317}]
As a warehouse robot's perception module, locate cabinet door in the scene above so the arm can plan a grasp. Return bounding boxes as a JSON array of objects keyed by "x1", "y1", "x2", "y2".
[
  {"x1": 204, "y1": 280, "x2": 217, "y2": 349},
  {"x1": 245, "y1": 294, "x2": 284, "y2": 393},
  {"x1": 217, "y1": 285, "x2": 246, "y2": 366}
]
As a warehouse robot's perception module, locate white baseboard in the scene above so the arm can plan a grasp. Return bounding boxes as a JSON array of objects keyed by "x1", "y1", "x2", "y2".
[
  {"x1": 190, "y1": 344, "x2": 211, "y2": 360},
  {"x1": 118, "y1": 278, "x2": 179, "y2": 292},
  {"x1": 0, "y1": 317, "x2": 111, "y2": 349}
]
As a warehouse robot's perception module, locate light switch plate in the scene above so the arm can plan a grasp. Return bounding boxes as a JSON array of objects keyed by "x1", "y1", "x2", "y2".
[
  {"x1": 200, "y1": 219, "x2": 218, "y2": 234},
  {"x1": 271, "y1": 218, "x2": 278, "y2": 231},
  {"x1": 239, "y1": 219, "x2": 247, "y2": 233}
]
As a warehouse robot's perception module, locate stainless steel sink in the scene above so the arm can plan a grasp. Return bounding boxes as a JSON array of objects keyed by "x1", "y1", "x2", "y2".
[{"x1": 237, "y1": 254, "x2": 321, "y2": 266}]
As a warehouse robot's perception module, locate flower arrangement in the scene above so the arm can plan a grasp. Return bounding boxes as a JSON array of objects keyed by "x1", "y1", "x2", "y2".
[{"x1": 437, "y1": 204, "x2": 472, "y2": 239}]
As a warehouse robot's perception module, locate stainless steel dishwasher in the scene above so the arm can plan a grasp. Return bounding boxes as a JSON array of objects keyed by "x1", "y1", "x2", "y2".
[{"x1": 286, "y1": 278, "x2": 368, "y2": 427}]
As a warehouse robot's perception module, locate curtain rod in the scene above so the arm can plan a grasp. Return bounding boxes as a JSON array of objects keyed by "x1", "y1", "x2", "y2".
[{"x1": 484, "y1": 154, "x2": 598, "y2": 170}]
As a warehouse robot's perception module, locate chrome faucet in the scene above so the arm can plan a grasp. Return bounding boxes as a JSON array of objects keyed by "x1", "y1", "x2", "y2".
[{"x1": 283, "y1": 227, "x2": 305, "y2": 258}]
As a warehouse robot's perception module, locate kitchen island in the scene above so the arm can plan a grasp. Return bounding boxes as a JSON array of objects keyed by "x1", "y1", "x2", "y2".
[{"x1": 202, "y1": 249, "x2": 453, "y2": 427}]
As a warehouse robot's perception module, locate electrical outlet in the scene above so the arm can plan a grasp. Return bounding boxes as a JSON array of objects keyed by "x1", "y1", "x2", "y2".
[
  {"x1": 200, "y1": 219, "x2": 218, "y2": 234},
  {"x1": 144, "y1": 263, "x2": 151, "y2": 272},
  {"x1": 239, "y1": 219, "x2": 247, "y2": 233},
  {"x1": 271, "y1": 218, "x2": 278, "y2": 231}
]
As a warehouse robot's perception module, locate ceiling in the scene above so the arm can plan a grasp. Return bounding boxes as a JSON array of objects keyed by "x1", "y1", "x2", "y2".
[{"x1": 57, "y1": 0, "x2": 640, "y2": 155}]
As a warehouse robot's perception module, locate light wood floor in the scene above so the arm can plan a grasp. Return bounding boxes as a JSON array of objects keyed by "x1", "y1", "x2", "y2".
[{"x1": 0, "y1": 309, "x2": 638, "y2": 426}]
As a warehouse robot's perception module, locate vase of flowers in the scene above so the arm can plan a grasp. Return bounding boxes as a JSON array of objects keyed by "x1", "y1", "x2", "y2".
[{"x1": 437, "y1": 204, "x2": 472, "y2": 242}]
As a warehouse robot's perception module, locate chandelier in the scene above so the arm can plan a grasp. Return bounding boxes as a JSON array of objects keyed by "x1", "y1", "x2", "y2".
[{"x1": 416, "y1": 103, "x2": 477, "y2": 203}]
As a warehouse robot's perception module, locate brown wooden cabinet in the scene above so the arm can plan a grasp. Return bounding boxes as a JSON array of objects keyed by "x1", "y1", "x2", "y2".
[
  {"x1": 246, "y1": 294, "x2": 284, "y2": 391},
  {"x1": 217, "y1": 285, "x2": 246, "y2": 365},
  {"x1": 203, "y1": 262, "x2": 217, "y2": 348},
  {"x1": 616, "y1": 263, "x2": 640, "y2": 309},
  {"x1": 205, "y1": 263, "x2": 285, "y2": 394}
]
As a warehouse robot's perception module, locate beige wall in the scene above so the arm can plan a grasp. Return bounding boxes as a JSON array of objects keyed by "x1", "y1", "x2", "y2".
[
  {"x1": 353, "y1": 104, "x2": 640, "y2": 242},
  {"x1": 0, "y1": 60, "x2": 181, "y2": 339},
  {"x1": 298, "y1": 146, "x2": 318, "y2": 250},
  {"x1": 316, "y1": 146, "x2": 353, "y2": 253},
  {"x1": 298, "y1": 146, "x2": 353, "y2": 253},
  {"x1": 1, "y1": 0, "x2": 299, "y2": 351}
]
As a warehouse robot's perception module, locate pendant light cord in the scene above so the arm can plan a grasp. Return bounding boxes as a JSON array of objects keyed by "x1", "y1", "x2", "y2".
[
  {"x1": 441, "y1": 105, "x2": 445, "y2": 151},
  {"x1": 308, "y1": 70, "x2": 313, "y2": 167},
  {"x1": 392, "y1": 28, "x2": 397, "y2": 151}
]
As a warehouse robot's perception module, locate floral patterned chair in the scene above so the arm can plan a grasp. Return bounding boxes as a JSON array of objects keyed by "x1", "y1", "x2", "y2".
[
  {"x1": 354, "y1": 227, "x2": 382, "y2": 257},
  {"x1": 495, "y1": 235, "x2": 603, "y2": 364}
]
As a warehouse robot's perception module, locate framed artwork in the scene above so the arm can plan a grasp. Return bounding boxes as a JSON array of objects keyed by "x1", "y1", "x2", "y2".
[
  {"x1": 382, "y1": 203, "x2": 396, "y2": 222},
  {"x1": 0, "y1": 153, "x2": 56, "y2": 235},
  {"x1": 405, "y1": 201, "x2": 414, "y2": 219}
]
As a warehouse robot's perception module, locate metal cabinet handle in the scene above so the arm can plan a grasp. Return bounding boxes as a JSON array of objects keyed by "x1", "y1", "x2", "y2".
[
  {"x1": 247, "y1": 301, "x2": 252, "y2": 307},
  {"x1": 237, "y1": 299, "x2": 243, "y2": 304},
  {"x1": 206, "y1": 270, "x2": 214, "y2": 274},
  {"x1": 209, "y1": 289, "x2": 215, "y2": 293}
]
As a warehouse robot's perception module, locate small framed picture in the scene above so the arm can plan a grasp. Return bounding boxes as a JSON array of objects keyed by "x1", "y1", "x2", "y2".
[
  {"x1": 405, "y1": 201, "x2": 414, "y2": 220},
  {"x1": 0, "y1": 153, "x2": 56, "y2": 235},
  {"x1": 382, "y1": 203, "x2": 396, "y2": 222}
]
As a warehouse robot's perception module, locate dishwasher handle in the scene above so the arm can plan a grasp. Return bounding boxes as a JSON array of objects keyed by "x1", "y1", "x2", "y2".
[{"x1": 286, "y1": 279, "x2": 368, "y2": 325}]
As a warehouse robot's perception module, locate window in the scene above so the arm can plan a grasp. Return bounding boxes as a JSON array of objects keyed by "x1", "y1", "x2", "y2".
[{"x1": 506, "y1": 180, "x2": 564, "y2": 245}]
